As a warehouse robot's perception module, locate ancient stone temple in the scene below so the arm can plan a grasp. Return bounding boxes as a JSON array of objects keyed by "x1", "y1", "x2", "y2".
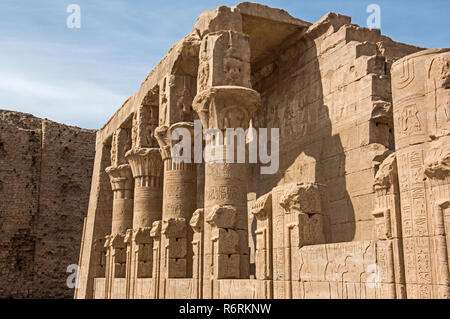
[{"x1": 75, "y1": 3, "x2": 450, "y2": 299}]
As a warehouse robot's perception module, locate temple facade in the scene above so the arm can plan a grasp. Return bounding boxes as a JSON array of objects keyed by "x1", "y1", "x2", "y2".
[{"x1": 75, "y1": 3, "x2": 450, "y2": 299}]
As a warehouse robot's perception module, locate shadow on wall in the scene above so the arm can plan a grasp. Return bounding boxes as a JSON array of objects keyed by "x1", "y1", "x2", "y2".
[{"x1": 250, "y1": 34, "x2": 356, "y2": 245}]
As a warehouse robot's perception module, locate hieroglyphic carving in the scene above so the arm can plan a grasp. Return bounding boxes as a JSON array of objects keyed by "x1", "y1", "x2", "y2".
[{"x1": 297, "y1": 241, "x2": 378, "y2": 299}]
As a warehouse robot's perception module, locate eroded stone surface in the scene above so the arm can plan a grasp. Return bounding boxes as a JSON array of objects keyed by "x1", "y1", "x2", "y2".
[{"x1": 73, "y1": 3, "x2": 449, "y2": 300}]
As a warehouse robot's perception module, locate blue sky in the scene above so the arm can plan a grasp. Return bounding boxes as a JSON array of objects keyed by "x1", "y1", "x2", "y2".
[{"x1": 0, "y1": 0, "x2": 449, "y2": 129}]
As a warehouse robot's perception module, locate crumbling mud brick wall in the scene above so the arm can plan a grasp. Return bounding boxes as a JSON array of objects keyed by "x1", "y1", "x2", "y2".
[{"x1": 0, "y1": 110, "x2": 96, "y2": 298}]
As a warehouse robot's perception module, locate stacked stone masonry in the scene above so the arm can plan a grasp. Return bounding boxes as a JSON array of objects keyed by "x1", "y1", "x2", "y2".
[
  {"x1": 0, "y1": 110, "x2": 95, "y2": 298},
  {"x1": 75, "y1": 3, "x2": 450, "y2": 299}
]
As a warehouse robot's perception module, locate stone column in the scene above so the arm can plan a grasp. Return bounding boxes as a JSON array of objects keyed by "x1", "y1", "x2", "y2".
[
  {"x1": 125, "y1": 148, "x2": 163, "y2": 298},
  {"x1": 391, "y1": 48, "x2": 450, "y2": 299},
  {"x1": 104, "y1": 127, "x2": 133, "y2": 299},
  {"x1": 154, "y1": 123, "x2": 197, "y2": 287},
  {"x1": 193, "y1": 29, "x2": 261, "y2": 298},
  {"x1": 373, "y1": 153, "x2": 406, "y2": 299}
]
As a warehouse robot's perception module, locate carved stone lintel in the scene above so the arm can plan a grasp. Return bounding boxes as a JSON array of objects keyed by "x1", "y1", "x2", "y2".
[{"x1": 198, "y1": 30, "x2": 251, "y2": 92}]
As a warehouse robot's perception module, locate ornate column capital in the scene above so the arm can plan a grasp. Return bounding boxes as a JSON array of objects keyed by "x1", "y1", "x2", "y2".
[
  {"x1": 125, "y1": 147, "x2": 163, "y2": 187},
  {"x1": 193, "y1": 86, "x2": 260, "y2": 131},
  {"x1": 155, "y1": 122, "x2": 195, "y2": 160}
]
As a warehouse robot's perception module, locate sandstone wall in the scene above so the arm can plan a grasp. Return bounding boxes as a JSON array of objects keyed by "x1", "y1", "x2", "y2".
[
  {"x1": 251, "y1": 13, "x2": 423, "y2": 244},
  {"x1": 0, "y1": 110, "x2": 95, "y2": 298}
]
